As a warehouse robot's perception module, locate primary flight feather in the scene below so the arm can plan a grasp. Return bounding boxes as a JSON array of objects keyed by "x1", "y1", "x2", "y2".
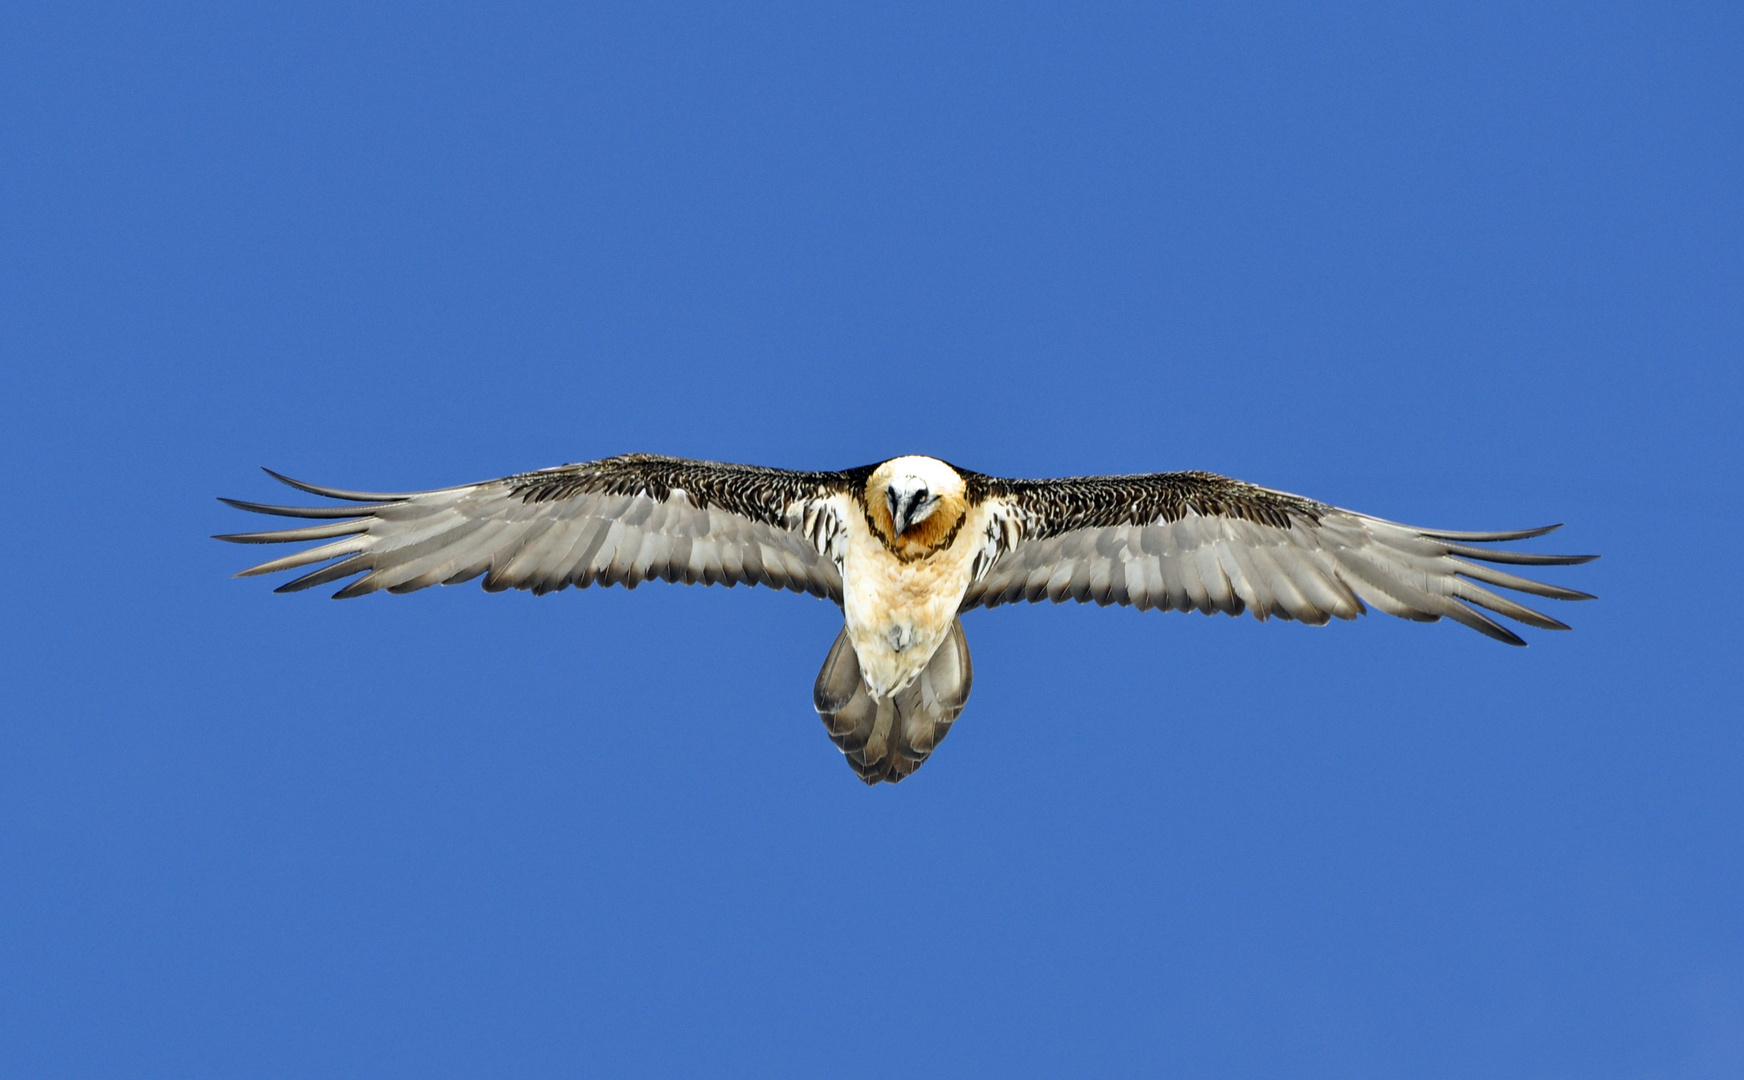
[{"x1": 218, "y1": 453, "x2": 1596, "y2": 784}]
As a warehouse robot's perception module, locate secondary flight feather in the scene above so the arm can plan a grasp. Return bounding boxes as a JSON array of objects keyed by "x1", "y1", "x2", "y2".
[{"x1": 218, "y1": 453, "x2": 1596, "y2": 784}]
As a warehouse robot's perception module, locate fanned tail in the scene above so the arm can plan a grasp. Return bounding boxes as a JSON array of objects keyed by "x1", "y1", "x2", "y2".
[{"x1": 813, "y1": 620, "x2": 972, "y2": 785}]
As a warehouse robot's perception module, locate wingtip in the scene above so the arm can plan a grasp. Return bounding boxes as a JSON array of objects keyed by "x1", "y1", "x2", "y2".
[
  {"x1": 261, "y1": 467, "x2": 406, "y2": 502},
  {"x1": 1421, "y1": 522, "x2": 1566, "y2": 542},
  {"x1": 219, "y1": 495, "x2": 281, "y2": 512},
  {"x1": 260, "y1": 467, "x2": 315, "y2": 497}
]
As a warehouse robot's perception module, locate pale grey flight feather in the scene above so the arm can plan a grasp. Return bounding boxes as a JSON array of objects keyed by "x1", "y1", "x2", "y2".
[{"x1": 962, "y1": 504, "x2": 1594, "y2": 646}]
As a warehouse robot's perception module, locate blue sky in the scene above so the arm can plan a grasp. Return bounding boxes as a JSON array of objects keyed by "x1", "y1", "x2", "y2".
[{"x1": 2, "y1": 3, "x2": 1739, "y2": 1077}]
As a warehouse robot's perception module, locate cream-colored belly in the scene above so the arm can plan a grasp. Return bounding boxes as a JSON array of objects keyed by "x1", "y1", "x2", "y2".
[{"x1": 840, "y1": 509, "x2": 982, "y2": 698}]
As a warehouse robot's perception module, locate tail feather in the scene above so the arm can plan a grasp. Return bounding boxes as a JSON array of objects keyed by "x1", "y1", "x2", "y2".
[{"x1": 813, "y1": 620, "x2": 973, "y2": 785}]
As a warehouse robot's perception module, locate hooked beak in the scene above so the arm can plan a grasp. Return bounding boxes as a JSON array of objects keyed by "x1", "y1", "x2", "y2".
[
  {"x1": 888, "y1": 487, "x2": 911, "y2": 536},
  {"x1": 887, "y1": 485, "x2": 932, "y2": 537}
]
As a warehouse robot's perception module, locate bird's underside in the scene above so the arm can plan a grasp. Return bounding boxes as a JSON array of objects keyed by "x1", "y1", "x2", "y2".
[{"x1": 217, "y1": 453, "x2": 1597, "y2": 785}]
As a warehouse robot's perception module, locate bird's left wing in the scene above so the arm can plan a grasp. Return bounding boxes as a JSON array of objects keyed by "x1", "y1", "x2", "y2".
[
  {"x1": 217, "y1": 454, "x2": 859, "y2": 601},
  {"x1": 957, "y1": 470, "x2": 1596, "y2": 645}
]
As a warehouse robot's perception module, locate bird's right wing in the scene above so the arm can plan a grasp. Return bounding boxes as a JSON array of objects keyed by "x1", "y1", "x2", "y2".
[{"x1": 216, "y1": 454, "x2": 863, "y2": 602}]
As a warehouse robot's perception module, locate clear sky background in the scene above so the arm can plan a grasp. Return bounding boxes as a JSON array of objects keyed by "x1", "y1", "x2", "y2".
[{"x1": 2, "y1": 3, "x2": 1739, "y2": 1077}]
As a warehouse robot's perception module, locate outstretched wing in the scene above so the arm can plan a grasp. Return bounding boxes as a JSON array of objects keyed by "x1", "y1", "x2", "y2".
[
  {"x1": 216, "y1": 454, "x2": 860, "y2": 601},
  {"x1": 958, "y1": 470, "x2": 1596, "y2": 645}
]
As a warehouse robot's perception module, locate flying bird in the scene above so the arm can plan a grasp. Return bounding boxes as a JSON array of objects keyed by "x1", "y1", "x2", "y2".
[{"x1": 218, "y1": 454, "x2": 1596, "y2": 784}]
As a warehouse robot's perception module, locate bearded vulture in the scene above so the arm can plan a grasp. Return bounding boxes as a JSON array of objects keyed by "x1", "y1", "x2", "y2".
[{"x1": 217, "y1": 454, "x2": 1596, "y2": 784}]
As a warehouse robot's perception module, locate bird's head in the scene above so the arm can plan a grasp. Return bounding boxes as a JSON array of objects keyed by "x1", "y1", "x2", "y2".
[
  {"x1": 887, "y1": 475, "x2": 940, "y2": 538},
  {"x1": 869, "y1": 456, "x2": 966, "y2": 550}
]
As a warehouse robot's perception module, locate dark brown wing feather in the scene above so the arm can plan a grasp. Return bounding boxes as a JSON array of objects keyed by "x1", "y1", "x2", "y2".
[{"x1": 964, "y1": 468, "x2": 1326, "y2": 533}]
